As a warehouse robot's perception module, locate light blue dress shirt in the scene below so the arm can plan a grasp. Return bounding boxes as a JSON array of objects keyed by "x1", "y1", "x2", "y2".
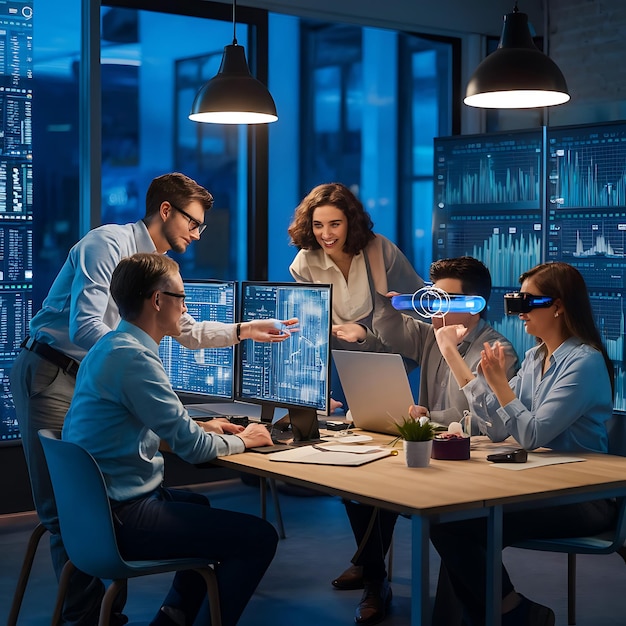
[
  {"x1": 463, "y1": 337, "x2": 613, "y2": 452},
  {"x1": 30, "y1": 220, "x2": 236, "y2": 361},
  {"x1": 62, "y1": 320, "x2": 244, "y2": 502}
]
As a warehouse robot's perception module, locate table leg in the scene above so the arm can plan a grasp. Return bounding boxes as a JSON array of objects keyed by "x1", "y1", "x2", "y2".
[
  {"x1": 411, "y1": 515, "x2": 431, "y2": 626},
  {"x1": 486, "y1": 505, "x2": 502, "y2": 626}
]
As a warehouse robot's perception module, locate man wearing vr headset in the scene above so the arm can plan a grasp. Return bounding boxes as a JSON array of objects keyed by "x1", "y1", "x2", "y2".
[
  {"x1": 330, "y1": 256, "x2": 519, "y2": 626},
  {"x1": 431, "y1": 261, "x2": 616, "y2": 626}
]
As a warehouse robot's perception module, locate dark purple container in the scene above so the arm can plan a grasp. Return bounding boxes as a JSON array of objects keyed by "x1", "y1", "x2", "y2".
[{"x1": 431, "y1": 434, "x2": 470, "y2": 460}]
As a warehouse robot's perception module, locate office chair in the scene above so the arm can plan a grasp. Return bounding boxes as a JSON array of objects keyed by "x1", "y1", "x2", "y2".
[
  {"x1": 38, "y1": 429, "x2": 222, "y2": 626},
  {"x1": 511, "y1": 414, "x2": 626, "y2": 625},
  {"x1": 7, "y1": 522, "x2": 49, "y2": 626}
]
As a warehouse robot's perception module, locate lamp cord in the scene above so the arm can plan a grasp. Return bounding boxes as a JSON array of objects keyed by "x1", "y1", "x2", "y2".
[{"x1": 232, "y1": 0, "x2": 238, "y2": 45}]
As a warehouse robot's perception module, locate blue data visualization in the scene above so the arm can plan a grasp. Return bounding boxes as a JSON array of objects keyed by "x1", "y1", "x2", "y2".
[
  {"x1": 0, "y1": 1, "x2": 33, "y2": 444},
  {"x1": 238, "y1": 282, "x2": 332, "y2": 414},
  {"x1": 435, "y1": 121, "x2": 626, "y2": 414},
  {"x1": 159, "y1": 280, "x2": 236, "y2": 401}
]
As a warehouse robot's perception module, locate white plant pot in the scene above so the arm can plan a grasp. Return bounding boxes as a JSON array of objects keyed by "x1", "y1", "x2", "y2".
[{"x1": 404, "y1": 439, "x2": 433, "y2": 468}]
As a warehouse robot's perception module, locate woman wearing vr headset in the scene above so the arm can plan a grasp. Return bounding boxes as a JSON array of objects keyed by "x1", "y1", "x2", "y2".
[{"x1": 429, "y1": 261, "x2": 616, "y2": 626}]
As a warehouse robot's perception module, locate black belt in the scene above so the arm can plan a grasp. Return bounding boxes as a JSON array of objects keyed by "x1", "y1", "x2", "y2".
[{"x1": 21, "y1": 336, "x2": 80, "y2": 377}]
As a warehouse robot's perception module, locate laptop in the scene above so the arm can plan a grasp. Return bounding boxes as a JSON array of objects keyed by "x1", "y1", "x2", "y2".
[{"x1": 332, "y1": 350, "x2": 416, "y2": 435}]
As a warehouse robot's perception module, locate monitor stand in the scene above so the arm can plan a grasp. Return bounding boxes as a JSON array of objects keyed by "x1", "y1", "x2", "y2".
[
  {"x1": 257, "y1": 404, "x2": 321, "y2": 445},
  {"x1": 259, "y1": 404, "x2": 276, "y2": 426},
  {"x1": 288, "y1": 407, "x2": 322, "y2": 444}
]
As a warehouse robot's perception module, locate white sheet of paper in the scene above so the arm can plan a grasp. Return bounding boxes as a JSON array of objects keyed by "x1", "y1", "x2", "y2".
[
  {"x1": 312, "y1": 444, "x2": 386, "y2": 454},
  {"x1": 320, "y1": 433, "x2": 374, "y2": 443}
]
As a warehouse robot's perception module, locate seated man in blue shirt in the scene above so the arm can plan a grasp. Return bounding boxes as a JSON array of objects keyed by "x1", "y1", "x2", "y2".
[
  {"x1": 11, "y1": 172, "x2": 296, "y2": 626},
  {"x1": 63, "y1": 252, "x2": 286, "y2": 626}
]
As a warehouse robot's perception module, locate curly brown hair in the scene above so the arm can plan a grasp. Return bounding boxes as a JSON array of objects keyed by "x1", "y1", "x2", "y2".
[{"x1": 287, "y1": 183, "x2": 375, "y2": 255}]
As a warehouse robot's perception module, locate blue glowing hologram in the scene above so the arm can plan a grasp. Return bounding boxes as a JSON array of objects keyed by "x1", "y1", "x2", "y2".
[
  {"x1": 271, "y1": 319, "x2": 292, "y2": 334},
  {"x1": 391, "y1": 286, "x2": 486, "y2": 318}
]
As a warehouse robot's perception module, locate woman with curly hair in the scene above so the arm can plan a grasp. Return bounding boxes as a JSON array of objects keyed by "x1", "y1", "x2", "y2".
[{"x1": 288, "y1": 182, "x2": 424, "y2": 330}]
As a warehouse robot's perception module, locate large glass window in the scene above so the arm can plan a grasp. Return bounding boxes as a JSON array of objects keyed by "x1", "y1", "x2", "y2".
[
  {"x1": 5, "y1": 2, "x2": 458, "y2": 444},
  {"x1": 268, "y1": 21, "x2": 458, "y2": 280},
  {"x1": 33, "y1": 1, "x2": 268, "y2": 293},
  {"x1": 2, "y1": 0, "x2": 268, "y2": 444},
  {"x1": 99, "y1": 5, "x2": 254, "y2": 281},
  {"x1": 399, "y1": 34, "x2": 458, "y2": 277},
  {"x1": 301, "y1": 23, "x2": 363, "y2": 193}
]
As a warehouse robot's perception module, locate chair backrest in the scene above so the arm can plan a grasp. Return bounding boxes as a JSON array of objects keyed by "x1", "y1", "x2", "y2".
[
  {"x1": 602, "y1": 415, "x2": 626, "y2": 549},
  {"x1": 38, "y1": 429, "x2": 132, "y2": 580},
  {"x1": 607, "y1": 413, "x2": 626, "y2": 457},
  {"x1": 610, "y1": 496, "x2": 626, "y2": 547}
]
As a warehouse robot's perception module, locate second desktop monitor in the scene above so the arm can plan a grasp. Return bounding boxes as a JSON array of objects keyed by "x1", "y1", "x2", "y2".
[{"x1": 237, "y1": 281, "x2": 333, "y2": 441}]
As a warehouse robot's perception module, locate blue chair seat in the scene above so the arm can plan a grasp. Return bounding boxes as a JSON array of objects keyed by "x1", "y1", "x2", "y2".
[
  {"x1": 38, "y1": 428, "x2": 222, "y2": 626},
  {"x1": 511, "y1": 506, "x2": 626, "y2": 626}
]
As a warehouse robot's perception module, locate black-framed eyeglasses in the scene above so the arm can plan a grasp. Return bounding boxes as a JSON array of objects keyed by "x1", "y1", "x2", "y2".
[
  {"x1": 170, "y1": 203, "x2": 207, "y2": 235},
  {"x1": 161, "y1": 291, "x2": 187, "y2": 304}
]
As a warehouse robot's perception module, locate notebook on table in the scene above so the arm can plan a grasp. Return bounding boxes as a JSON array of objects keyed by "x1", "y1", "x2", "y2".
[
  {"x1": 268, "y1": 444, "x2": 394, "y2": 466},
  {"x1": 332, "y1": 350, "x2": 416, "y2": 436}
]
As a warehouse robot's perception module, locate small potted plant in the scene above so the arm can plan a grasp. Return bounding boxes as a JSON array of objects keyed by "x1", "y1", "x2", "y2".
[{"x1": 395, "y1": 416, "x2": 435, "y2": 467}]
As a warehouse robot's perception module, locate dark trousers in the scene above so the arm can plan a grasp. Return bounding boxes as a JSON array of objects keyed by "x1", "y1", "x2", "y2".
[
  {"x1": 343, "y1": 500, "x2": 398, "y2": 581},
  {"x1": 430, "y1": 498, "x2": 617, "y2": 626},
  {"x1": 112, "y1": 487, "x2": 278, "y2": 626}
]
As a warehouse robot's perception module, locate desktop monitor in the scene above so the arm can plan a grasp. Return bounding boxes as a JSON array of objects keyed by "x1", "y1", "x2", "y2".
[
  {"x1": 159, "y1": 279, "x2": 237, "y2": 403},
  {"x1": 237, "y1": 281, "x2": 333, "y2": 441}
]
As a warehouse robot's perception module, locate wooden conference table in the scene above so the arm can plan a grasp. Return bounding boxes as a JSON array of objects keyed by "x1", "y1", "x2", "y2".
[{"x1": 210, "y1": 427, "x2": 626, "y2": 626}]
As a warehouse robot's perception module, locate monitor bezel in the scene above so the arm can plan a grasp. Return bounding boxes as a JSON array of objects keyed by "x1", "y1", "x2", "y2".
[
  {"x1": 160, "y1": 278, "x2": 237, "y2": 404},
  {"x1": 235, "y1": 281, "x2": 333, "y2": 438}
]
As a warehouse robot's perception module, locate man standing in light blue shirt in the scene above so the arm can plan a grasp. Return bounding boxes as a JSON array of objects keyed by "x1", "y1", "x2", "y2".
[
  {"x1": 64, "y1": 252, "x2": 279, "y2": 626},
  {"x1": 10, "y1": 172, "x2": 296, "y2": 626}
]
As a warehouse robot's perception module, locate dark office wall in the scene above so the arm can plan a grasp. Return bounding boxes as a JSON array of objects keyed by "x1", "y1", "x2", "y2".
[
  {"x1": 547, "y1": 0, "x2": 626, "y2": 126},
  {"x1": 0, "y1": 446, "x2": 33, "y2": 514},
  {"x1": 0, "y1": 445, "x2": 237, "y2": 515},
  {"x1": 242, "y1": 0, "x2": 544, "y2": 38}
]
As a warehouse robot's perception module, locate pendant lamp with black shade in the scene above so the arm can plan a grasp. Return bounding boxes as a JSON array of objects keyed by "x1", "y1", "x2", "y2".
[
  {"x1": 189, "y1": 0, "x2": 278, "y2": 124},
  {"x1": 464, "y1": 2, "x2": 569, "y2": 109}
]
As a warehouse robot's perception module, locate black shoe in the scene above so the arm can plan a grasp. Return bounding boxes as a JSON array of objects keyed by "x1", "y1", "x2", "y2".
[
  {"x1": 617, "y1": 545, "x2": 626, "y2": 564},
  {"x1": 111, "y1": 613, "x2": 129, "y2": 626},
  {"x1": 502, "y1": 595, "x2": 555, "y2": 626},
  {"x1": 332, "y1": 564, "x2": 364, "y2": 590},
  {"x1": 355, "y1": 579, "x2": 392, "y2": 625}
]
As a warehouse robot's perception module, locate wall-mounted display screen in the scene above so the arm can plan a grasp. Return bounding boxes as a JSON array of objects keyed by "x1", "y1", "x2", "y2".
[
  {"x1": 434, "y1": 121, "x2": 626, "y2": 414},
  {"x1": 433, "y1": 129, "x2": 544, "y2": 291},
  {"x1": 0, "y1": 0, "x2": 33, "y2": 445}
]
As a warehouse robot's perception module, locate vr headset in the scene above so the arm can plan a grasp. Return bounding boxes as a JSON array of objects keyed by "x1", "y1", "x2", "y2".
[{"x1": 504, "y1": 292, "x2": 554, "y2": 315}]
